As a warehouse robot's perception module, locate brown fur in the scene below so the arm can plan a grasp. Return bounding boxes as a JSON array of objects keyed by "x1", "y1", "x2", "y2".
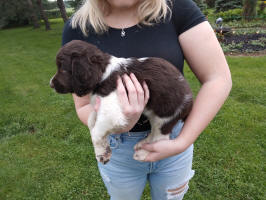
[{"x1": 50, "y1": 40, "x2": 193, "y2": 134}]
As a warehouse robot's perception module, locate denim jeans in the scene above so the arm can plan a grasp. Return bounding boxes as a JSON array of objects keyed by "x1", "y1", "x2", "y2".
[{"x1": 97, "y1": 121, "x2": 195, "y2": 200}]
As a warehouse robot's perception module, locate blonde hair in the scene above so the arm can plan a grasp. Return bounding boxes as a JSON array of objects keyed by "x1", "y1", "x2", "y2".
[{"x1": 71, "y1": 0, "x2": 172, "y2": 36}]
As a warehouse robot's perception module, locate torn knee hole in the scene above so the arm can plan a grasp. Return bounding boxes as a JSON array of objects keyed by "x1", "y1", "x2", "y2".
[{"x1": 168, "y1": 182, "x2": 188, "y2": 195}]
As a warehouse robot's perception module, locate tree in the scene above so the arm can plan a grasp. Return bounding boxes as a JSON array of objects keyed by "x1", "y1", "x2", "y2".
[
  {"x1": 36, "y1": 0, "x2": 51, "y2": 30},
  {"x1": 206, "y1": 0, "x2": 216, "y2": 8},
  {"x1": 215, "y1": 0, "x2": 242, "y2": 12},
  {"x1": 57, "y1": 0, "x2": 68, "y2": 23},
  {"x1": 27, "y1": 0, "x2": 40, "y2": 29},
  {"x1": 243, "y1": 0, "x2": 258, "y2": 21},
  {"x1": 68, "y1": 0, "x2": 83, "y2": 10}
]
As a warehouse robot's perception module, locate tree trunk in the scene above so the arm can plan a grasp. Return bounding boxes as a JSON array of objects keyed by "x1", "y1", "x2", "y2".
[
  {"x1": 36, "y1": 0, "x2": 51, "y2": 30},
  {"x1": 243, "y1": 0, "x2": 258, "y2": 21},
  {"x1": 26, "y1": 0, "x2": 40, "y2": 28},
  {"x1": 57, "y1": 0, "x2": 68, "y2": 23}
]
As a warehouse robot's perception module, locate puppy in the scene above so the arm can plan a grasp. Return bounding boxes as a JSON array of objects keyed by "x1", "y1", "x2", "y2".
[{"x1": 50, "y1": 40, "x2": 193, "y2": 164}]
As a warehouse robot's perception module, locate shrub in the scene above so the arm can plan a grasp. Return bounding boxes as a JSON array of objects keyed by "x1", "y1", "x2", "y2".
[
  {"x1": 215, "y1": 0, "x2": 242, "y2": 12},
  {"x1": 258, "y1": 0, "x2": 266, "y2": 16},
  {"x1": 0, "y1": 0, "x2": 54, "y2": 29},
  {"x1": 216, "y1": 1, "x2": 266, "y2": 22},
  {"x1": 45, "y1": 9, "x2": 74, "y2": 19},
  {"x1": 216, "y1": 8, "x2": 243, "y2": 22},
  {"x1": 0, "y1": 0, "x2": 33, "y2": 29},
  {"x1": 45, "y1": 9, "x2": 61, "y2": 19},
  {"x1": 193, "y1": 0, "x2": 208, "y2": 11}
]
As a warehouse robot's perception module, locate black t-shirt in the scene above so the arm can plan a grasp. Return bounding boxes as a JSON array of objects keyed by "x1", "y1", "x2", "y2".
[{"x1": 62, "y1": 0, "x2": 206, "y2": 132}]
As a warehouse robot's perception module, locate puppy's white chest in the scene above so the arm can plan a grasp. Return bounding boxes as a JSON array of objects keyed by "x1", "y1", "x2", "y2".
[{"x1": 91, "y1": 91, "x2": 127, "y2": 132}]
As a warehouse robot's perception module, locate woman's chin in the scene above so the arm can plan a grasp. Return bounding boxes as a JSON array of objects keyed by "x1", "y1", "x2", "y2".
[{"x1": 107, "y1": 0, "x2": 140, "y2": 9}]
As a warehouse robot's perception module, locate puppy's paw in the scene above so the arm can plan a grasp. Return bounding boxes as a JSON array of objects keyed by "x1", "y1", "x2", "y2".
[
  {"x1": 96, "y1": 146, "x2": 112, "y2": 164},
  {"x1": 134, "y1": 138, "x2": 149, "y2": 150},
  {"x1": 133, "y1": 149, "x2": 149, "y2": 162},
  {"x1": 133, "y1": 138, "x2": 151, "y2": 161}
]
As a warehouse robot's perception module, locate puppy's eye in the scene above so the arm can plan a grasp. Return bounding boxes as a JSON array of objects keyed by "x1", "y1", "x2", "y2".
[
  {"x1": 59, "y1": 68, "x2": 71, "y2": 74},
  {"x1": 59, "y1": 68, "x2": 67, "y2": 72}
]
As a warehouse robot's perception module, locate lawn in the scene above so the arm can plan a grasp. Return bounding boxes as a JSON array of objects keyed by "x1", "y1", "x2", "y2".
[{"x1": 0, "y1": 19, "x2": 265, "y2": 200}]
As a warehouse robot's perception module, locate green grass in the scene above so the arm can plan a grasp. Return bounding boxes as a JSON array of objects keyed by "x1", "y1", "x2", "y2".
[{"x1": 0, "y1": 19, "x2": 265, "y2": 200}]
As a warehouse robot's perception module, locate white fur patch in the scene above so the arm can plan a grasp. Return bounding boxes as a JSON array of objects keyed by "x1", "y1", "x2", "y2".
[
  {"x1": 88, "y1": 90, "x2": 128, "y2": 163},
  {"x1": 101, "y1": 56, "x2": 131, "y2": 81},
  {"x1": 50, "y1": 75, "x2": 55, "y2": 85},
  {"x1": 89, "y1": 91, "x2": 128, "y2": 135},
  {"x1": 184, "y1": 94, "x2": 193, "y2": 104},
  {"x1": 138, "y1": 57, "x2": 148, "y2": 62},
  {"x1": 178, "y1": 75, "x2": 185, "y2": 81}
]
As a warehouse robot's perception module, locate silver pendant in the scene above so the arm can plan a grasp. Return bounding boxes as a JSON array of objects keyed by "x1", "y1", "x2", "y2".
[{"x1": 121, "y1": 29, "x2": 125, "y2": 37}]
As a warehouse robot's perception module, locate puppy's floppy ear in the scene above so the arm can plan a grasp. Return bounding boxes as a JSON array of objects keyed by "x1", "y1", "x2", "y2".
[
  {"x1": 72, "y1": 56, "x2": 101, "y2": 97},
  {"x1": 89, "y1": 51, "x2": 110, "y2": 74},
  {"x1": 91, "y1": 54, "x2": 103, "y2": 64}
]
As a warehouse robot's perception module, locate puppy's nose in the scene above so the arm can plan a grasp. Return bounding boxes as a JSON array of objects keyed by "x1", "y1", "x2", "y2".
[{"x1": 50, "y1": 77, "x2": 55, "y2": 88}]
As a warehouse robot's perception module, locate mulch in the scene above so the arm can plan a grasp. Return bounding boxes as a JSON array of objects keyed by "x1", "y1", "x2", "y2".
[{"x1": 221, "y1": 33, "x2": 266, "y2": 53}]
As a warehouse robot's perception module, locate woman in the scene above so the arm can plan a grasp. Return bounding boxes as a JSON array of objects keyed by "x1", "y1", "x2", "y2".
[{"x1": 62, "y1": 0, "x2": 232, "y2": 199}]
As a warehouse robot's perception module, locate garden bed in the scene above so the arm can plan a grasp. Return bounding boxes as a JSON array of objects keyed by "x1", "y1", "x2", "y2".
[
  {"x1": 221, "y1": 33, "x2": 266, "y2": 53},
  {"x1": 215, "y1": 24, "x2": 266, "y2": 55}
]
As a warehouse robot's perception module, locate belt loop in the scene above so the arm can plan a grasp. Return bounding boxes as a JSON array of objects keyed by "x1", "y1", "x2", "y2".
[
  {"x1": 114, "y1": 134, "x2": 122, "y2": 144},
  {"x1": 115, "y1": 134, "x2": 121, "y2": 140}
]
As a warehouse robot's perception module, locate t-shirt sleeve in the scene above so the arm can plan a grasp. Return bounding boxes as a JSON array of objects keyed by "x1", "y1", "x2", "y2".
[
  {"x1": 171, "y1": 0, "x2": 207, "y2": 36},
  {"x1": 61, "y1": 19, "x2": 84, "y2": 46}
]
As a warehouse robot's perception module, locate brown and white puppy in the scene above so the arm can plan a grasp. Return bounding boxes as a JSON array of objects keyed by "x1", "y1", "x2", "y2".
[{"x1": 50, "y1": 40, "x2": 193, "y2": 164}]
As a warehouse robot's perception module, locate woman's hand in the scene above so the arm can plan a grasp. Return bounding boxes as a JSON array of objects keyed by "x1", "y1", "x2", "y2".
[
  {"x1": 86, "y1": 73, "x2": 149, "y2": 132},
  {"x1": 115, "y1": 73, "x2": 149, "y2": 133},
  {"x1": 137, "y1": 137, "x2": 189, "y2": 162}
]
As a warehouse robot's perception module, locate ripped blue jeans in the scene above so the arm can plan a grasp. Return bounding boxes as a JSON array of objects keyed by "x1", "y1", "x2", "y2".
[{"x1": 97, "y1": 121, "x2": 195, "y2": 200}]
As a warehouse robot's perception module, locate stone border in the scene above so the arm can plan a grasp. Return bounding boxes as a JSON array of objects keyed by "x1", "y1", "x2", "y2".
[{"x1": 225, "y1": 50, "x2": 266, "y2": 57}]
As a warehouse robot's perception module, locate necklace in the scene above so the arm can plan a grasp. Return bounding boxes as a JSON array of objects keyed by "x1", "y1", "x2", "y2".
[{"x1": 121, "y1": 28, "x2": 126, "y2": 37}]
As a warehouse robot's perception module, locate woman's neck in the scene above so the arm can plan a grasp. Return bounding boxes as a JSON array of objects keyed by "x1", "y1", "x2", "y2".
[{"x1": 104, "y1": 5, "x2": 139, "y2": 29}]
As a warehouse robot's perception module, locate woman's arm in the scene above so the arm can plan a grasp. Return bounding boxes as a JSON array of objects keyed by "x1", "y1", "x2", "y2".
[
  {"x1": 140, "y1": 21, "x2": 232, "y2": 162},
  {"x1": 176, "y1": 21, "x2": 232, "y2": 148},
  {"x1": 72, "y1": 93, "x2": 96, "y2": 126}
]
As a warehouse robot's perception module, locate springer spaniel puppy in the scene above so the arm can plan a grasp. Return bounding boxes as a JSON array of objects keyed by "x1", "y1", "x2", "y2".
[{"x1": 50, "y1": 40, "x2": 193, "y2": 164}]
